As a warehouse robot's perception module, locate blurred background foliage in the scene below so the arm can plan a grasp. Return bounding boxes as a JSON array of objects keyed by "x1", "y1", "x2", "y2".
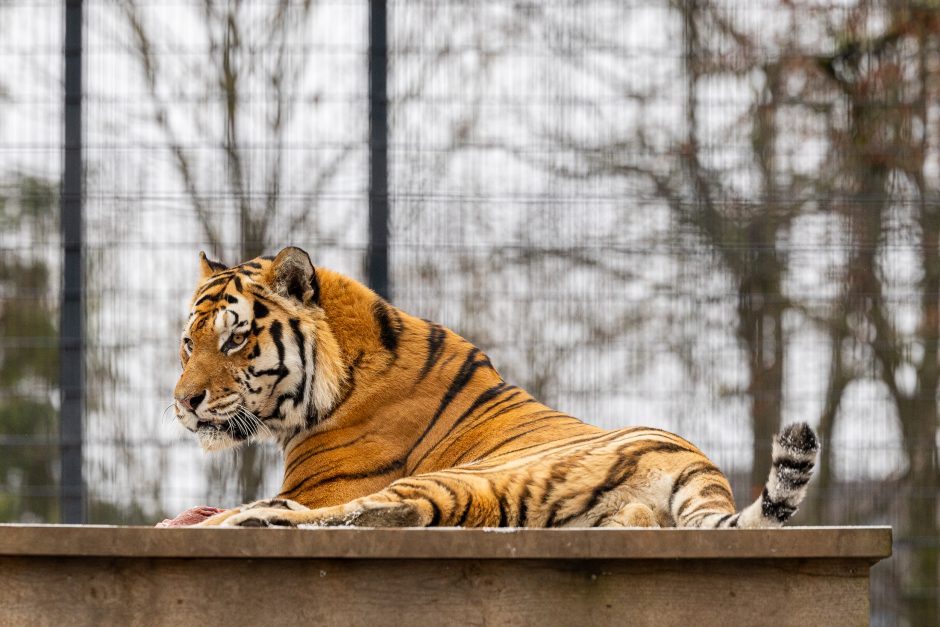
[{"x1": 0, "y1": 176, "x2": 58, "y2": 523}]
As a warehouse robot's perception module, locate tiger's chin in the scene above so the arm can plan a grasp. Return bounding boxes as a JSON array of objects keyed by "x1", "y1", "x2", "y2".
[
  {"x1": 196, "y1": 425, "x2": 244, "y2": 452},
  {"x1": 193, "y1": 415, "x2": 264, "y2": 452},
  {"x1": 183, "y1": 405, "x2": 276, "y2": 452}
]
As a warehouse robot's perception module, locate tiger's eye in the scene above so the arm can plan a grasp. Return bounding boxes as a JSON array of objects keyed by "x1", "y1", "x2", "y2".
[{"x1": 232, "y1": 332, "x2": 245, "y2": 345}]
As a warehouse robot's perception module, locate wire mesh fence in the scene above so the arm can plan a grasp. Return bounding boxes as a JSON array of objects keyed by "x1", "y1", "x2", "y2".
[{"x1": 1, "y1": 1, "x2": 938, "y2": 624}]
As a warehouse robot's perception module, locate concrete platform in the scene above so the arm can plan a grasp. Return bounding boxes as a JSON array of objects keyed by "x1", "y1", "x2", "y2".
[{"x1": 0, "y1": 525, "x2": 891, "y2": 626}]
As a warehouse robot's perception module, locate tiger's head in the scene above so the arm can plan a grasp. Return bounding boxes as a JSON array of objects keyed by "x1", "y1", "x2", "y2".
[{"x1": 173, "y1": 247, "x2": 346, "y2": 451}]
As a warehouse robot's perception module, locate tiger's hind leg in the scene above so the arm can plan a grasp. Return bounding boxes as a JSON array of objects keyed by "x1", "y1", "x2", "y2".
[{"x1": 596, "y1": 503, "x2": 660, "y2": 528}]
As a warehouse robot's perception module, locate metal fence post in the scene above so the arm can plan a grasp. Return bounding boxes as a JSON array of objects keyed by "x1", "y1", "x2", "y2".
[
  {"x1": 60, "y1": 0, "x2": 85, "y2": 524},
  {"x1": 367, "y1": 0, "x2": 390, "y2": 301}
]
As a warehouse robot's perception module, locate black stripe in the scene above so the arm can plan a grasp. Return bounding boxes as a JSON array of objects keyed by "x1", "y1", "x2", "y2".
[
  {"x1": 289, "y1": 319, "x2": 307, "y2": 409},
  {"x1": 417, "y1": 322, "x2": 447, "y2": 382},
  {"x1": 249, "y1": 365, "x2": 288, "y2": 378},
  {"x1": 268, "y1": 320, "x2": 284, "y2": 360},
  {"x1": 274, "y1": 393, "x2": 295, "y2": 419},
  {"x1": 668, "y1": 462, "x2": 721, "y2": 516},
  {"x1": 307, "y1": 336, "x2": 319, "y2": 427},
  {"x1": 194, "y1": 292, "x2": 226, "y2": 307},
  {"x1": 197, "y1": 276, "x2": 231, "y2": 294},
  {"x1": 760, "y1": 487, "x2": 797, "y2": 522},
  {"x1": 683, "y1": 499, "x2": 733, "y2": 520},
  {"x1": 455, "y1": 491, "x2": 474, "y2": 527},
  {"x1": 697, "y1": 482, "x2": 735, "y2": 503},
  {"x1": 424, "y1": 477, "x2": 460, "y2": 526},
  {"x1": 483, "y1": 403, "x2": 563, "y2": 429},
  {"x1": 205, "y1": 257, "x2": 228, "y2": 272},
  {"x1": 269, "y1": 320, "x2": 287, "y2": 386},
  {"x1": 373, "y1": 299, "x2": 402, "y2": 356},
  {"x1": 716, "y1": 513, "x2": 734, "y2": 527},
  {"x1": 773, "y1": 458, "x2": 815, "y2": 473},
  {"x1": 386, "y1": 486, "x2": 410, "y2": 500},
  {"x1": 309, "y1": 268, "x2": 321, "y2": 305},
  {"x1": 389, "y1": 480, "x2": 431, "y2": 492},
  {"x1": 497, "y1": 489, "x2": 511, "y2": 527},
  {"x1": 426, "y1": 497, "x2": 442, "y2": 527},
  {"x1": 253, "y1": 300, "x2": 269, "y2": 319},
  {"x1": 775, "y1": 470, "x2": 812, "y2": 490},
  {"x1": 319, "y1": 350, "x2": 364, "y2": 423},
  {"x1": 676, "y1": 496, "x2": 697, "y2": 519},
  {"x1": 517, "y1": 482, "x2": 531, "y2": 527}
]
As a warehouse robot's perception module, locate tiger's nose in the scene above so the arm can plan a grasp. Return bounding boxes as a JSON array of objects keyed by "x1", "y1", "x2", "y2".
[{"x1": 178, "y1": 390, "x2": 206, "y2": 412}]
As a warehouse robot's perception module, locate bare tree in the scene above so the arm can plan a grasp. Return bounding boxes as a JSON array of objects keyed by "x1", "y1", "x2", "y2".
[
  {"x1": 522, "y1": 1, "x2": 810, "y2": 495},
  {"x1": 809, "y1": 5, "x2": 940, "y2": 623},
  {"x1": 674, "y1": 3, "x2": 805, "y2": 497}
]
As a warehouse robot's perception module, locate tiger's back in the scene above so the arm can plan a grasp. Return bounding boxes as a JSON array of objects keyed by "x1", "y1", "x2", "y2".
[{"x1": 172, "y1": 247, "x2": 818, "y2": 529}]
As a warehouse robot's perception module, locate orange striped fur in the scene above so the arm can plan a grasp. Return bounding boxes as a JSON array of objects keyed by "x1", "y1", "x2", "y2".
[{"x1": 172, "y1": 247, "x2": 818, "y2": 529}]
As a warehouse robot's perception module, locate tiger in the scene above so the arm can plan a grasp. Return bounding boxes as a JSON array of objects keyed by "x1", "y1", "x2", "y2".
[{"x1": 171, "y1": 246, "x2": 818, "y2": 529}]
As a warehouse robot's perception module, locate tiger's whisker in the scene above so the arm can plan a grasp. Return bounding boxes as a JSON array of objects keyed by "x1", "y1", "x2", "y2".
[{"x1": 161, "y1": 403, "x2": 177, "y2": 424}]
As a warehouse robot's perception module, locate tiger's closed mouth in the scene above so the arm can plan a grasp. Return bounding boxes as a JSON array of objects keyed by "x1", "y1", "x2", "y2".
[{"x1": 196, "y1": 418, "x2": 251, "y2": 440}]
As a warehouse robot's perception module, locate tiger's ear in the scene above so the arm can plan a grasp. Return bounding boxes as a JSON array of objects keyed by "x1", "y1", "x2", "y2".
[
  {"x1": 199, "y1": 251, "x2": 228, "y2": 279},
  {"x1": 265, "y1": 247, "x2": 320, "y2": 306}
]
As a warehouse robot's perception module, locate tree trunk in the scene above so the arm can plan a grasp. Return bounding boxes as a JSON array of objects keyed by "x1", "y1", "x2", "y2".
[
  {"x1": 738, "y1": 222, "x2": 785, "y2": 498},
  {"x1": 803, "y1": 321, "x2": 848, "y2": 525},
  {"x1": 906, "y1": 185, "x2": 940, "y2": 627},
  {"x1": 832, "y1": 14, "x2": 940, "y2": 621}
]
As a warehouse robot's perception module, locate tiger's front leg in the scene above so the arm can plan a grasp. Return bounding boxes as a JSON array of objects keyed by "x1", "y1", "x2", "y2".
[
  {"x1": 219, "y1": 473, "x2": 494, "y2": 528},
  {"x1": 221, "y1": 499, "x2": 428, "y2": 528}
]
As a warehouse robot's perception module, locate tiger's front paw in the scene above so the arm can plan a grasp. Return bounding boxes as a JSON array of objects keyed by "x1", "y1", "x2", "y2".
[
  {"x1": 220, "y1": 499, "x2": 310, "y2": 527},
  {"x1": 222, "y1": 507, "x2": 304, "y2": 528},
  {"x1": 197, "y1": 499, "x2": 307, "y2": 527}
]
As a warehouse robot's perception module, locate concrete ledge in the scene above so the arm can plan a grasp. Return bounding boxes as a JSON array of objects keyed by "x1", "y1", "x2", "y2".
[
  {"x1": 0, "y1": 524, "x2": 891, "y2": 560},
  {"x1": 0, "y1": 525, "x2": 891, "y2": 626}
]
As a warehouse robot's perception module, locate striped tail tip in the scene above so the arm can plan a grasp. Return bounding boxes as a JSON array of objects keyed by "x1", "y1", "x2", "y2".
[{"x1": 731, "y1": 422, "x2": 819, "y2": 529}]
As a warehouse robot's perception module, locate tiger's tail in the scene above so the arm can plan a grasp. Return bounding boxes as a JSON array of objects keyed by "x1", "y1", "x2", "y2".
[{"x1": 675, "y1": 422, "x2": 819, "y2": 529}]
